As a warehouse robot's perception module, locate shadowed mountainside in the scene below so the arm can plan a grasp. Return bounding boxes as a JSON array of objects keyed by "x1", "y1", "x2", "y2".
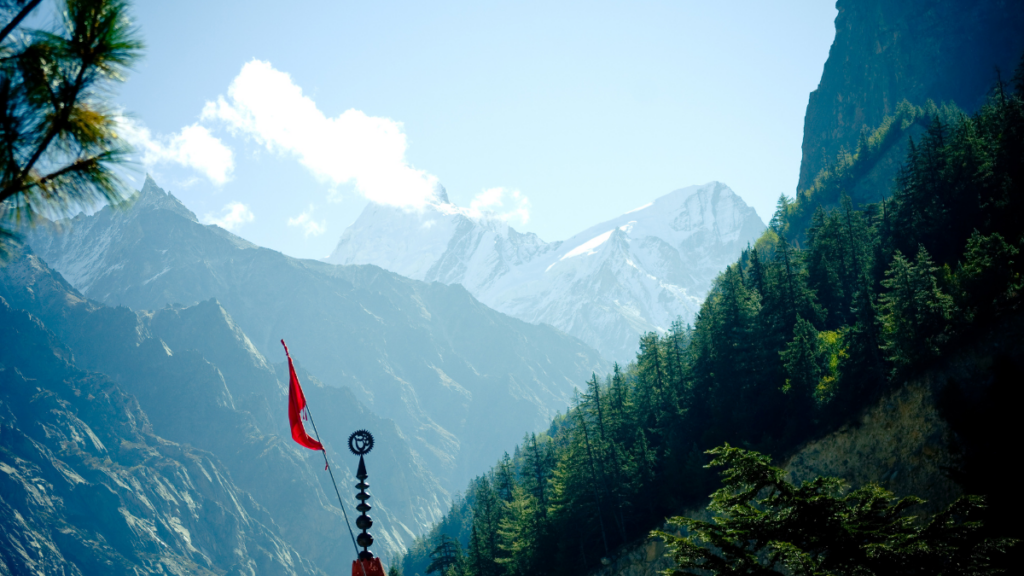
[
  {"x1": 797, "y1": 0, "x2": 1024, "y2": 197},
  {"x1": 0, "y1": 292, "x2": 323, "y2": 576},
  {"x1": 0, "y1": 251, "x2": 447, "y2": 571}
]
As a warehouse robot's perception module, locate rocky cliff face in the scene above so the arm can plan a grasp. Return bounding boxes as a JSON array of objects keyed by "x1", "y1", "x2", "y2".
[
  {"x1": 0, "y1": 293, "x2": 323, "y2": 576},
  {"x1": 798, "y1": 0, "x2": 1024, "y2": 196},
  {"x1": 0, "y1": 251, "x2": 437, "y2": 570}
]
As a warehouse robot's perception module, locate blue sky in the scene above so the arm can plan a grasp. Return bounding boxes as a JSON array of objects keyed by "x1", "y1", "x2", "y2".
[{"x1": 103, "y1": 0, "x2": 837, "y2": 259}]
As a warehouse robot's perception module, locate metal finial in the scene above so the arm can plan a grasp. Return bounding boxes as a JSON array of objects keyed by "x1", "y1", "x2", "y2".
[
  {"x1": 349, "y1": 430, "x2": 374, "y2": 456},
  {"x1": 351, "y1": 430, "x2": 375, "y2": 560}
]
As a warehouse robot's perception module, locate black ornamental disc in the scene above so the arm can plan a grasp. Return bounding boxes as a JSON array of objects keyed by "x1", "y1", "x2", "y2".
[{"x1": 348, "y1": 430, "x2": 374, "y2": 455}]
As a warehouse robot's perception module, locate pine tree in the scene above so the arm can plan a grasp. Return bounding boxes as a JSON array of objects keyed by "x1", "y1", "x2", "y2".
[
  {"x1": 573, "y1": 390, "x2": 611, "y2": 554},
  {"x1": 635, "y1": 332, "x2": 666, "y2": 432},
  {"x1": 955, "y1": 232, "x2": 1021, "y2": 321},
  {"x1": 467, "y1": 523, "x2": 486, "y2": 576},
  {"x1": 496, "y1": 452, "x2": 516, "y2": 502},
  {"x1": 496, "y1": 485, "x2": 540, "y2": 576},
  {"x1": 522, "y1": 432, "x2": 551, "y2": 516},
  {"x1": 878, "y1": 246, "x2": 957, "y2": 371},
  {"x1": 585, "y1": 376, "x2": 627, "y2": 543},
  {"x1": 780, "y1": 315, "x2": 823, "y2": 402},
  {"x1": 471, "y1": 476, "x2": 501, "y2": 575},
  {"x1": 655, "y1": 445, "x2": 1014, "y2": 576},
  {"x1": 0, "y1": 0, "x2": 143, "y2": 255},
  {"x1": 427, "y1": 535, "x2": 466, "y2": 576}
]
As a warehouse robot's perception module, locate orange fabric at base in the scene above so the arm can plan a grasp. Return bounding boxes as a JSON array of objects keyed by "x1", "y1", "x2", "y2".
[{"x1": 352, "y1": 558, "x2": 386, "y2": 576}]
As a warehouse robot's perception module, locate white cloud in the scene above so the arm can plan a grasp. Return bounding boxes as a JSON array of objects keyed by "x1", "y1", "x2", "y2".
[
  {"x1": 470, "y1": 188, "x2": 505, "y2": 211},
  {"x1": 287, "y1": 205, "x2": 326, "y2": 237},
  {"x1": 118, "y1": 118, "x2": 234, "y2": 185},
  {"x1": 202, "y1": 59, "x2": 438, "y2": 209},
  {"x1": 203, "y1": 202, "x2": 254, "y2": 231},
  {"x1": 468, "y1": 187, "x2": 531, "y2": 224}
]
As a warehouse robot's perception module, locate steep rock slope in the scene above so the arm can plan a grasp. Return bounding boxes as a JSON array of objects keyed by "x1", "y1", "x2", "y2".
[
  {"x1": 0, "y1": 252, "x2": 441, "y2": 569},
  {"x1": 328, "y1": 182, "x2": 765, "y2": 363},
  {"x1": 797, "y1": 0, "x2": 1024, "y2": 195},
  {"x1": 0, "y1": 295, "x2": 322, "y2": 576},
  {"x1": 26, "y1": 177, "x2": 608, "y2": 490}
]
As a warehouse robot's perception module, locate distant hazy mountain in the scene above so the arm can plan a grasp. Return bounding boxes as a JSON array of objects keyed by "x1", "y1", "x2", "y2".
[
  {"x1": 26, "y1": 176, "x2": 608, "y2": 498},
  {"x1": 0, "y1": 251, "x2": 437, "y2": 570},
  {"x1": 0, "y1": 264, "x2": 326, "y2": 576},
  {"x1": 327, "y1": 182, "x2": 765, "y2": 363}
]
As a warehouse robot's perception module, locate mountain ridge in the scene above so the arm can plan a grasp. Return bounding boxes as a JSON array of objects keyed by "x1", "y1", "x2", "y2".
[
  {"x1": 327, "y1": 181, "x2": 765, "y2": 363},
  {"x1": 26, "y1": 176, "x2": 609, "y2": 498},
  {"x1": 0, "y1": 286, "x2": 326, "y2": 576}
]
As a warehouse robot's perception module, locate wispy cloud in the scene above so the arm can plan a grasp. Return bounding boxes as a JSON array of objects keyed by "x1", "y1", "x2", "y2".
[
  {"x1": 202, "y1": 59, "x2": 438, "y2": 209},
  {"x1": 469, "y1": 187, "x2": 531, "y2": 225},
  {"x1": 118, "y1": 118, "x2": 234, "y2": 185},
  {"x1": 203, "y1": 202, "x2": 254, "y2": 231},
  {"x1": 287, "y1": 205, "x2": 326, "y2": 237}
]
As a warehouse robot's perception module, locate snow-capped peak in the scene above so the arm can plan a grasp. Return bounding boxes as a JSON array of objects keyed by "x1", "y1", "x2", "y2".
[{"x1": 326, "y1": 181, "x2": 765, "y2": 362}]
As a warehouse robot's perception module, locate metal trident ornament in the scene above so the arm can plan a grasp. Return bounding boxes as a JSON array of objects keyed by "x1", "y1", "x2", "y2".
[{"x1": 348, "y1": 430, "x2": 376, "y2": 560}]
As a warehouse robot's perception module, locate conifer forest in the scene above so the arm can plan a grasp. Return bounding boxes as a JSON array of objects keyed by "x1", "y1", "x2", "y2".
[{"x1": 401, "y1": 67, "x2": 1024, "y2": 576}]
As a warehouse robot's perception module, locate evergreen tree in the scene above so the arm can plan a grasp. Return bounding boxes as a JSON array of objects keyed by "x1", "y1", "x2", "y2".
[
  {"x1": 496, "y1": 485, "x2": 540, "y2": 576},
  {"x1": 879, "y1": 246, "x2": 957, "y2": 370},
  {"x1": 955, "y1": 232, "x2": 1021, "y2": 322},
  {"x1": 779, "y1": 315, "x2": 822, "y2": 410},
  {"x1": 496, "y1": 452, "x2": 516, "y2": 502},
  {"x1": 0, "y1": 0, "x2": 143, "y2": 256},
  {"x1": 471, "y1": 476, "x2": 502, "y2": 575},
  {"x1": 654, "y1": 445, "x2": 1014, "y2": 576},
  {"x1": 573, "y1": 390, "x2": 612, "y2": 553},
  {"x1": 427, "y1": 535, "x2": 466, "y2": 576},
  {"x1": 468, "y1": 523, "x2": 487, "y2": 576},
  {"x1": 522, "y1": 432, "x2": 551, "y2": 515},
  {"x1": 635, "y1": 332, "x2": 666, "y2": 432}
]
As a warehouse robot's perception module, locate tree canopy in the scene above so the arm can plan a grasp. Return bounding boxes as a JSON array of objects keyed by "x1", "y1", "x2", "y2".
[
  {"x1": 0, "y1": 0, "x2": 142, "y2": 257},
  {"x1": 655, "y1": 445, "x2": 1015, "y2": 576}
]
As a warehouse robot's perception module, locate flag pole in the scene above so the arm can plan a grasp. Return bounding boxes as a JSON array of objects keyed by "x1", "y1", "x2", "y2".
[
  {"x1": 282, "y1": 340, "x2": 368, "y2": 576},
  {"x1": 305, "y1": 403, "x2": 370, "y2": 576}
]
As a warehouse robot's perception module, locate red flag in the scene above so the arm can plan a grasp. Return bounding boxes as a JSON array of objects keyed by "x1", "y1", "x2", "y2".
[{"x1": 282, "y1": 340, "x2": 324, "y2": 451}]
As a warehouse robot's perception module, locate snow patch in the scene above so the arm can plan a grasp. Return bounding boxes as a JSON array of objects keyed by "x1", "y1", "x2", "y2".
[
  {"x1": 560, "y1": 229, "x2": 614, "y2": 261},
  {"x1": 625, "y1": 202, "x2": 653, "y2": 214},
  {"x1": 142, "y1": 267, "x2": 171, "y2": 285}
]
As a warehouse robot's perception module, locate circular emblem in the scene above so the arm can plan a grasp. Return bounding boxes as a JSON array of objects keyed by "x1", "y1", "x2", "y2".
[{"x1": 348, "y1": 429, "x2": 374, "y2": 455}]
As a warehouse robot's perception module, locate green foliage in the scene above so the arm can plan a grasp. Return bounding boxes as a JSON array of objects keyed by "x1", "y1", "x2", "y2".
[
  {"x1": 954, "y1": 232, "x2": 1022, "y2": 321},
  {"x1": 427, "y1": 534, "x2": 467, "y2": 576},
  {"x1": 878, "y1": 246, "x2": 958, "y2": 372},
  {"x1": 0, "y1": 0, "x2": 143, "y2": 256},
  {"x1": 777, "y1": 99, "x2": 949, "y2": 239},
  {"x1": 496, "y1": 485, "x2": 540, "y2": 575},
  {"x1": 780, "y1": 315, "x2": 822, "y2": 398},
  {"x1": 404, "y1": 61, "x2": 1024, "y2": 576},
  {"x1": 654, "y1": 445, "x2": 1015, "y2": 576},
  {"x1": 814, "y1": 328, "x2": 848, "y2": 405}
]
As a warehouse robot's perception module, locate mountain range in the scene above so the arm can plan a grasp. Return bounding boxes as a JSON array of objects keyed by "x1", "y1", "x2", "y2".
[
  {"x1": 13, "y1": 177, "x2": 609, "y2": 571},
  {"x1": 327, "y1": 181, "x2": 765, "y2": 363}
]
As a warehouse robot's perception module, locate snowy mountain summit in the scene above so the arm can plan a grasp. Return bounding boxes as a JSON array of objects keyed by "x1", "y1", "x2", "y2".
[{"x1": 327, "y1": 182, "x2": 765, "y2": 362}]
